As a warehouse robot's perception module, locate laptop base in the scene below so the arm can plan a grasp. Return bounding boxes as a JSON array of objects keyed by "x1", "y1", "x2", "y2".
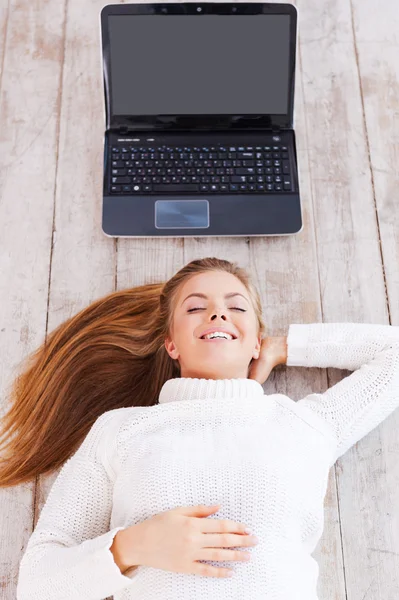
[{"x1": 102, "y1": 192, "x2": 303, "y2": 238}]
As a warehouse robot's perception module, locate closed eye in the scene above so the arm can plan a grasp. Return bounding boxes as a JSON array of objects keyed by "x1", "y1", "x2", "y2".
[{"x1": 187, "y1": 307, "x2": 246, "y2": 313}]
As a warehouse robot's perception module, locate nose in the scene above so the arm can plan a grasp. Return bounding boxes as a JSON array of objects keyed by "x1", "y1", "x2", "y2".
[{"x1": 211, "y1": 313, "x2": 226, "y2": 321}]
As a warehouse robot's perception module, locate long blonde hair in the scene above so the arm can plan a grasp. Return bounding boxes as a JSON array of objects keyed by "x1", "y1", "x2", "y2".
[{"x1": 0, "y1": 257, "x2": 265, "y2": 488}]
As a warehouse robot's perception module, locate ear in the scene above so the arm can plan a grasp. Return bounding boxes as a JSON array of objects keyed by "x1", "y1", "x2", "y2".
[
  {"x1": 164, "y1": 337, "x2": 180, "y2": 360},
  {"x1": 252, "y1": 335, "x2": 262, "y2": 360}
]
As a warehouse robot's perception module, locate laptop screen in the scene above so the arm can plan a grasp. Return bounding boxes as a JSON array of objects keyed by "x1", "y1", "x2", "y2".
[{"x1": 108, "y1": 14, "x2": 291, "y2": 116}]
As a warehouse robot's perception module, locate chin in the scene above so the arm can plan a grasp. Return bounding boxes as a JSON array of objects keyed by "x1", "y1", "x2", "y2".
[{"x1": 198, "y1": 370, "x2": 246, "y2": 380}]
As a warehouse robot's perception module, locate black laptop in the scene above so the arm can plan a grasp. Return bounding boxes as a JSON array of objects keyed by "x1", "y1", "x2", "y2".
[{"x1": 100, "y1": 2, "x2": 302, "y2": 237}]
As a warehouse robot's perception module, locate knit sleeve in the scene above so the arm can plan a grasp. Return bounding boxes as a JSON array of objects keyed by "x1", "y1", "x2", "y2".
[
  {"x1": 286, "y1": 322, "x2": 399, "y2": 462},
  {"x1": 17, "y1": 410, "x2": 138, "y2": 600}
]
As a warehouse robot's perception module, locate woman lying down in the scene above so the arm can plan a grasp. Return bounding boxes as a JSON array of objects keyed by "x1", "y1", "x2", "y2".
[{"x1": 1, "y1": 257, "x2": 398, "y2": 600}]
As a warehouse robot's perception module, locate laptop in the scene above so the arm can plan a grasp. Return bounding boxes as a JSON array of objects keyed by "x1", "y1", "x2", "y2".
[{"x1": 100, "y1": 2, "x2": 302, "y2": 238}]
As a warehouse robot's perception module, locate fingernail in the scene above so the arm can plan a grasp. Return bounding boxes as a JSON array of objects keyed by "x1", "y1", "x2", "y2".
[{"x1": 244, "y1": 527, "x2": 252, "y2": 534}]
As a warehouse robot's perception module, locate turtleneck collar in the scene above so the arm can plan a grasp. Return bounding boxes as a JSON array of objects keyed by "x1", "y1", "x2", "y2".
[{"x1": 158, "y1": 377, "x2": 264, "y2": 404}]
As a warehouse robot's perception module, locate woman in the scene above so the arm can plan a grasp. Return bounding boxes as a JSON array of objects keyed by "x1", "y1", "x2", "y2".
[{"x1": 1, "y1": 257, "x2": 398, "y2": 600}]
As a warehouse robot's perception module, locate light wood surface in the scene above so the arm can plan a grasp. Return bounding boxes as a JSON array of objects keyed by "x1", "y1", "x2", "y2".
[{"x1": 0, "y1": 1, "x2": 398, "y2": 598}]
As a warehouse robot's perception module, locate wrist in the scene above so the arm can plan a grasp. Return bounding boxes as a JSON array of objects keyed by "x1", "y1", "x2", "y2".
[
  {"x1": 110, "y1": 527, "x2": 140, "y2": 574},
  {"x1": 273, "y1": 336, "x2": 288, "y2": 366}
]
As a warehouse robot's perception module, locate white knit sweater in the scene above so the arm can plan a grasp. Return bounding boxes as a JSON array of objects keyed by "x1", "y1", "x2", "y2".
[{"x1": 16, "y1": 323, "x2": 399, "y2": 600}]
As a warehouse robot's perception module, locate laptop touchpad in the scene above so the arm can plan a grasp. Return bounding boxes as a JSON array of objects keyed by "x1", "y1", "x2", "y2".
[{"x1": 155, "y1": 200, "x2": 209, "y2": 229}]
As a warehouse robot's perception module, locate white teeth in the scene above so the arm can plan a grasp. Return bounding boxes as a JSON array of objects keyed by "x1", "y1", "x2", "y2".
[{"x1": 202, "y1": 332, "x2": 233, "y2": 340}]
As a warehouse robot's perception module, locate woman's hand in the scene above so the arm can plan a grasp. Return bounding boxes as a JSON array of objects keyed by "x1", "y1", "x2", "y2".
[
  {"x1": 248, "y1": 336, "x2": 288, "y2": 385},
  {"x1": 114, "y1": 504, "x2": 259, "y2": 578}
]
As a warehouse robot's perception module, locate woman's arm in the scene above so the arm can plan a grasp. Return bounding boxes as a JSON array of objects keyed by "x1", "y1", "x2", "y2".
[
  {"x1": 286, "y1": 322, "x2": 399, "y2": 463},
  {"x1": 286, "y1": 322, "x2": 399, "y2": 370},
  {"x1": 17, "y1": 411, "x2": 138, "y2": 600}
]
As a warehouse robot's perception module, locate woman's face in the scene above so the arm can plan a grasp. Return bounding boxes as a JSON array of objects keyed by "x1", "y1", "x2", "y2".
[{"x1": 165, "y1": 271, "x2": 262, "y2": 380}]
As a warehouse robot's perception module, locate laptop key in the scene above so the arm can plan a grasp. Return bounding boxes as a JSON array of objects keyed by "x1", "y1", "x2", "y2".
[
  {"x1": 111, "y1": 185, "x2": 121, "y2": 193},
  {"x1": 112, "y1": 177, "x2": 131, "y2": 184},
  {"x1": 282, "y1": 161, "x2": 290, "y2": 174},
  {"x1": 237, "y1": 152, "x2": 254, "y2": 159},
  {"x1": 235, "y1": 168, "x2": 255, "y2": 176},
  {"x1": 153, "y1": 184, "x2": 199, "y2": 193}
]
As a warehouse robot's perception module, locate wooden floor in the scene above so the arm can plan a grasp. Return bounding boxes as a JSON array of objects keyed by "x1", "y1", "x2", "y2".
[{"x1": 1, "y1": 0, "x2": 398, "y2": 598}]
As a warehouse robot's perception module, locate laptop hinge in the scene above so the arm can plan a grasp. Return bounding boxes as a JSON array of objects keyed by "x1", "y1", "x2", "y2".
[
  {"x1": 117, "y1": 126, "x2": 131, "y2": 135},
  {"x1": 115, "y1": 124, "x2": 285, "y2": 136}
]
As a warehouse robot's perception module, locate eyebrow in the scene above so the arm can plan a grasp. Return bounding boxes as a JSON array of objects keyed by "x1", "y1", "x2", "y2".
[{"x1": 181, "y1": 292, "x2": 250, "y2": 306}]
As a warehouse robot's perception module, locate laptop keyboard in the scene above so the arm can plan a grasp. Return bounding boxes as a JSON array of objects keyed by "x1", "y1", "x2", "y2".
[{"x1": 109, "y1": 142, "x2": 293, "y2": 195}]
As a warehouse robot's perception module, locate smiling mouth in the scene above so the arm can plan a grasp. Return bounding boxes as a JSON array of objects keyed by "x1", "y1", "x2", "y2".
[
  {"x1": 200, "y1": 338, "x2": 235, "y2": 341},
  {"x1": 199, "y1": 335, "x2": 237, "y2": 341}
]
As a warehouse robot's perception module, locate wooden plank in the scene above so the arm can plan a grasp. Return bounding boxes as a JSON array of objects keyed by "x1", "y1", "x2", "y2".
[
  {"x1": 118, "y1": 238, "x2": 185, "y2": 287},
  {"x1": 184, "y1": 238, "x2": 251, "y2": 269},
  {"x1": 296, "y1": 0, "x2": 398, "y2": 598},
  {"x1": 0, "y1": 0, "x2": 67, "y2": 597},
  {"x1": 34, "y1": 0, "x2": 119, "y2": 504},
  {"x1": 0, "y1": 0, "x2": 10, "y2": 84},
  {"x1": 353, "y1": 0, "x2": 399, "y2": 318},
  {"x1": 336, "y1": 1, "x2": 399, "y2": 598}
]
